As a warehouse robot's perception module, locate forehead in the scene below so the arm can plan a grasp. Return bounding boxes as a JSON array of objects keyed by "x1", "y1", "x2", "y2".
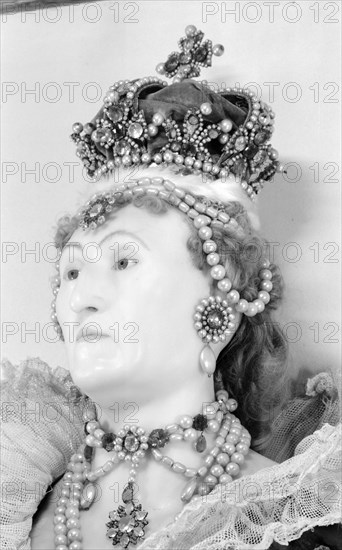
[{"x1": 63, "y1": 203, "x2": 192, "y2": 253}]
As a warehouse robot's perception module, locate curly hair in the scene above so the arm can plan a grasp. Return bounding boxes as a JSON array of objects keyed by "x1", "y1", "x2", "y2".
[{"x1": 53, "y1": 192, "x2": 289, "y2": 453}]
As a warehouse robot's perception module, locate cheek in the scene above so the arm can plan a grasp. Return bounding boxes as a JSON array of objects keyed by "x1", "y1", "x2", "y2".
[
  {"x1": 124, "y1": 263, "x2": 208, "y2": 346},
  {"x1": 55, "y1": 287, "x2": 75, "y2": 343}
]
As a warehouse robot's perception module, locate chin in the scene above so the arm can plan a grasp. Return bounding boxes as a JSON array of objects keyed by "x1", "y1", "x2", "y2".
[{"x1": 69, "y1": 353, "x2": 140, "y2": 405}]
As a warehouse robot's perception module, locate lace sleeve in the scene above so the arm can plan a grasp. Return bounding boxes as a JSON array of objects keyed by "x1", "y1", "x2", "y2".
[
  {"x1": 264, "y1": 371, "x2": 340, "y2": 463},
  {"x1": 0, "y1": 357, "x2": 85, "y2": 550},
  {"x1": 138, "y1": 423, "x2": 342, "y2": 549}
]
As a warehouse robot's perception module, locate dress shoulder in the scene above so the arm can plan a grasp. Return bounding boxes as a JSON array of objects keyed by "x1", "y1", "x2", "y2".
[
  {"x1": 138, "y1": 422, "x2": 342, "y2": 549},
  {"x1": 0, "y1": 357, "x2": 85, "y2": 550}
]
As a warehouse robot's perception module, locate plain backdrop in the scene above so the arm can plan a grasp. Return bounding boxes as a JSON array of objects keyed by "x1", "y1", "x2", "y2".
[{"x1": 1, "y1": 0, "x2": 341, "y2": 389}]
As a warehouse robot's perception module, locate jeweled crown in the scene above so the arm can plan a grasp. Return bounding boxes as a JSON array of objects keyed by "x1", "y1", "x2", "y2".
[{"x1": 71, "y1": 25, "x2": 281, "y2": 200}]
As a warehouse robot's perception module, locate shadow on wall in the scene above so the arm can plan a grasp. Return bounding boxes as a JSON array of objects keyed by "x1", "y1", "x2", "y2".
[{"x1": 0, "y1": 0, "x2": 110, "y2": 11}]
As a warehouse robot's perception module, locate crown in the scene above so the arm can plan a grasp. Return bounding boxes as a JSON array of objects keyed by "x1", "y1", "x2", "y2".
[{"x1": 71, "y1": 25, "x2": 282, "y2": 200}]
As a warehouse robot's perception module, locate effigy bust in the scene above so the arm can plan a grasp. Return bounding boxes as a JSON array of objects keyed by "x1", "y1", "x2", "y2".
[{"x1": 1, "y1": 24, "x2": 341, "y2": 550}]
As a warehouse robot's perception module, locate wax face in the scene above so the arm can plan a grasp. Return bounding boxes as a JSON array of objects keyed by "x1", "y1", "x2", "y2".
[{"x1": 56, "y1": 203, "x2": 221, "y2": 407}]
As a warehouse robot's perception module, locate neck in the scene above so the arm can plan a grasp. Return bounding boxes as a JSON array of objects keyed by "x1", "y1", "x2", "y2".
[{"x1": 96, "y1": 374, "x2": 216, "y2": 433}]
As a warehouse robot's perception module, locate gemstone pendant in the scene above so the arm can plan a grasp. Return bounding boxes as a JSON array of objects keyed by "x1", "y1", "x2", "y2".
[
  {"x1": 195, "y1": 433, "x2": 207, "y2": 453},
  {"x1": 106, "y1": 482, "x2": 148, "y2": 548}
]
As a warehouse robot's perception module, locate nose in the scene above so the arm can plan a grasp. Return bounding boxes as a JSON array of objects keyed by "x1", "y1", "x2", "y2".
[{"x1": 69, "y1": 272, "x2": 107, "y2": 315}]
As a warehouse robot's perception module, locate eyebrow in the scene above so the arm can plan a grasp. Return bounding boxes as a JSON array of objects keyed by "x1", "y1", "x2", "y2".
[{"x1": 61, "y1": 230, "x2": 150, "y2": 254}]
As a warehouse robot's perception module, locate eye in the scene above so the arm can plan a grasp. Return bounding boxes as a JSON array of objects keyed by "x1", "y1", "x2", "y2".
[
  {"x1": 66, "y1": 269, "x2": 79, "y2": 280},
  {"x1": 113, "y1": 258, "x2": 138, "y2": 271},
  {"x1": 117, "y1": 258, "x2": 129, "y2": 270}
]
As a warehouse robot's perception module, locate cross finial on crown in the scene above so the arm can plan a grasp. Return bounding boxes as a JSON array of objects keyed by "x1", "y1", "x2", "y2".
[{"x1": 155, "y1": 24, "x2": 225, "y2": 83}]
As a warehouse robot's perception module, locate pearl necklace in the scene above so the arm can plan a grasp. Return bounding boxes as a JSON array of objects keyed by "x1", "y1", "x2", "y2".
[{"x1": 53, "y1": 390, "x2": 251, "y2": 549}]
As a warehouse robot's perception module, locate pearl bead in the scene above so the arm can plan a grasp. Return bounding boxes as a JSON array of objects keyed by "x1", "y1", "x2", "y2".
[
  {"x1": 184, "y1": 156, "x2": 194, "y2": 166},
  {"x1": 200, "y1": 102, "x2": 212, "y2": 115},
  {"x1": 170, "y1": 433, "x2": 183, "y2": 442},
  {"x1": 245, "y1": 303, "x2": 258, "y2": 317},
  {"x1": 231, "y1": 452, "x2": 245, "y2": 465},
  {"x1": 155, "y1": 63, "x2": 166, "y2": 75},
  {"x1": 86, "y1": 421, "x2": 98, "y2": 433},
  {"x1": 210, "y1": 265, "x2": 226, "y2": 280},
  {"x1": 236, "y1": 444, "x2": 250, "y2": 455},
  {"x1": 197, "y1": 482, "x2": 210, "y2": 496},
  {"x1": 54, "y1": 535, "x2": 68, "y2": 545},
  {"x1": 253, "y1": 299, "x2": 265, "y2": 312},
  {"x1": 219, "y1": 134, "x2": 229, "y2": 144},
  {"x1": 163, "y1": 151, "x2": 173, "y2": 163},
  {"x1": 225, "y1": 462, "x2": 240, "y2": 476},
  {"x1": 145, "y1": 124, "x2": 158, "y2": 136},
  {"x1": 153, "y1": 153, "x2": 163, "y2": 164},
  {"x1": 213, "y1": 44, "x2": 224, "y2": 56},
  {"x1": 65, "y1": 506, "x2": 79, "y2": 519},
  {"x1": 67, "y1": 528, "x2": 82, "y2": 541},
  {"x1": 204, "y1": 474, "x2": 217, "y2": 486},
  {"x1": 72, "y1": 122, "x2": 83, "y2": 134},
  {"x1": 216, "y1": 453, "x2": 230, "y2": 466},
  {"x1": 72, "y1": 463, "x2": 84, "y2": 473},
  {"x1": 206, "y1": 252, "x2": 220, "y2": 266},
  {"x1": 183, "y1": 428, "x2": 198, "y2": 442},
  {"x1": 236, "y1": 299, "x2": 248, "y2": 313},
  {"x1": 259, "y1": 268, "x2": 272, "y2": 280},
  {"x1": 152, "y1": 113, "x2": 164, "y2": 126},
  {"x1": 194, "y1": 214, "x2": 211, "y2": 228},
  {"x1": 230, "y1": 426, "x2": 242, "y2": 436},
  {"x1": 227, "y1": 399, "x2": 238, "y2": 412},
  {"x1": 203, "y1": 240, "x2": 217, "y2": 253},
  {"x1": 54, "y1": 524, "x2": 67, "y2": 535},
  {"x1": 185, "y1": 24, "x2": 197, "y2": 37},
  {"x1": 222, "y1": 442, "x2": 236, "y2": 455},
  {"x1": 210, "y1": 464, "x2": 224, "y2": 477},
  {"x1": 66, "y1": 518, "x2": 80, "y2": 529},
  {"x1": 204, "y1": 455, "x2": 214, "y2": 467},
  {"x1": 260, "y1": 259, "x2": 271, "y2": 269},
  {"x1": 218, "y1": 475, "x2": 234, "y2": 490},
  {"x1": 226, "y1": 433, "x2": 240, "y2": 445},
  {"x1": 83, "y1": 123, "x2": 94, "y2": 135},
  {"x1": 69, "y1": 542, "x2": 82, "y2": 550},
  {"x1": 198, "y1": 226, "x2": 212, "y2": 240},
  {"x1": 142, "y1": 153, "x2": 152, "y2": 165},
  {"x1": 217, "y1": 278, "x2": 232, "y2": 292},
  {"x1": 258, "y1": 290, "x2": 270, "y2": 304},
  {"x1": 179, "y1": 414, "x2": 193, "y2": 429},
  {"x1": 207, "y1": 419, "x2": 220, "y2": 433},
  {"x1": 54, "y1": 515, "x2": 66, "y2": 525},
  {"x1": 260, "y1": 280, "x2": 273, "y2": 292},
  {"x1": 227, "y1": 290, "x2": 240, "y2": 304},
  {"x1": 219, "y1": 119, "x2": 233, "y2": 133}
]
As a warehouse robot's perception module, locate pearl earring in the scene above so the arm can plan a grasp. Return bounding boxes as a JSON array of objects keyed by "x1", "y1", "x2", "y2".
[{"x1": 194, "y1": 295, "x2": 236, "y2": 377}]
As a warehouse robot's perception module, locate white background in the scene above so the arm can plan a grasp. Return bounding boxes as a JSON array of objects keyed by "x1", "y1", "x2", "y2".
[{"x1": 1, "y1": 0, "x2": 341, "y2": 389}]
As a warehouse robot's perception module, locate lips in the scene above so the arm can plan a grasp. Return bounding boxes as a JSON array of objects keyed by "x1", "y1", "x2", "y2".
[{"x1": 76, "y1": 326, "x2": 110, "y2": 342}]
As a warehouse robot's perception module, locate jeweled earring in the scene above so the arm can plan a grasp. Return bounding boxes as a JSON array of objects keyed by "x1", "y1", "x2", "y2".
[{"x1": 194, "y1": 295, "x2": 236, "y2": 377}]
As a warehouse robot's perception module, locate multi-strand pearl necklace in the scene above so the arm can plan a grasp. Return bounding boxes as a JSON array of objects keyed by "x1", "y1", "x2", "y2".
[{"x1": 53, "y1": 389, "x2": 251, "y2": 549}]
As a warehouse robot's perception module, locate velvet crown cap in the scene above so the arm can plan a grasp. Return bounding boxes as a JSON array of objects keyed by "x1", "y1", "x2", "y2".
[{"x1": 71, "y1": 24, "x2": 281, "y2": 201}]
